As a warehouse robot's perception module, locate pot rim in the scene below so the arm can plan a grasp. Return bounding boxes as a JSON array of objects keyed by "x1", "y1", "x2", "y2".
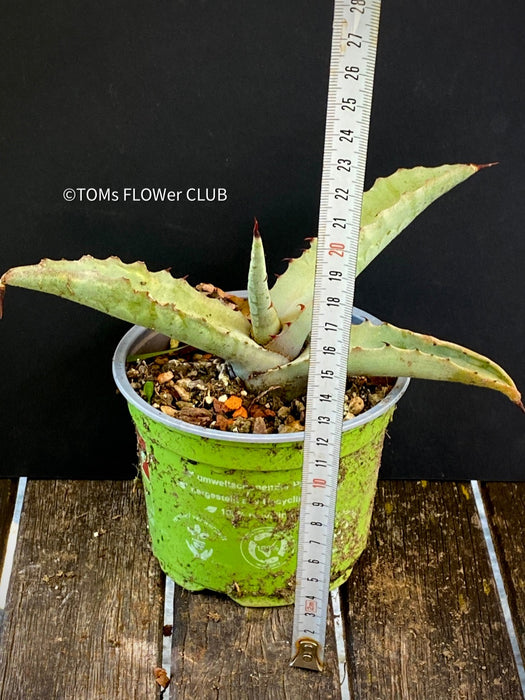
[{"x1": 112, "y1": 306, "x2": 410, "y2": 444}]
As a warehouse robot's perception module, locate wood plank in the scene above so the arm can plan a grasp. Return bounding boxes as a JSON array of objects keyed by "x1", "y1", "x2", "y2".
[
  {"x1": 0, "y1": 480, "x2": 165, "y2": 699},
  {"x1": 0, "y1": 480, "x2": 18, "y2": 574},
  {"x1": 172, "y1": 586, "x2": 342, "y2": 699},
  {"x1": 341, "y1": 481, "x2": 523, "y2": 700},
  {"x1": 481, "y1": 482, "x2": 525, "y2": 662}
]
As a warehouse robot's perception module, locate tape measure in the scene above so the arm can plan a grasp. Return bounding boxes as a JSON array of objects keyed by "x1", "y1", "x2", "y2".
[{"x1": 290, "y1": 0, "x2": 381, "y2": 671}]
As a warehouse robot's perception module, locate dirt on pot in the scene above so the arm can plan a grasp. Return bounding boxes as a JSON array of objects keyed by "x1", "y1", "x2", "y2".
[{"x1": 125, "y1": 344, "x2": 394, "y2": 435}]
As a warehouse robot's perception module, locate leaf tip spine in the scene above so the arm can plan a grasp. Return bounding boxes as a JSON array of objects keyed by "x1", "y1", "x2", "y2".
[
  {"x1": 475, "y1": 162, "x2": 499, "y2": 171},
  {"x1": 0, "y1": 283, "x2": 5, "y2": 319}
]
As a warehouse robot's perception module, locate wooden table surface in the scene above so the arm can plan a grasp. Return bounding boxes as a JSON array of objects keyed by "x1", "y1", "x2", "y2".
[{"x1": 0, "y1": 479, "x2": 523, "y2": 699}]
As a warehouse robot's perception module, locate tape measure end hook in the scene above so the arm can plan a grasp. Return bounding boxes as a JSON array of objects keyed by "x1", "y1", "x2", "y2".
[{"x1": 289, "y1": 638, "x2": 324, "y2": 672}]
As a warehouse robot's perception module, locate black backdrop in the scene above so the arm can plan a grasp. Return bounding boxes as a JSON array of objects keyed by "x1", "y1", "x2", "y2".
[{"x1": 1, "y1": 1, "x2": 523, "y2": 479}]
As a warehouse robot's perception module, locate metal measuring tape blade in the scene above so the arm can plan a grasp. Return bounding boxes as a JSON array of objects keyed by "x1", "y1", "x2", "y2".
[{"x1": 290, "y1": 0, "x2": 381, "y2": 672}]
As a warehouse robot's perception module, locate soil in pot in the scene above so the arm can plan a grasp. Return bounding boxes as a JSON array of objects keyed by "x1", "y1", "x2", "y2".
[{"x1": 125, "y1": 343, "x2": 395, "y2": 435}]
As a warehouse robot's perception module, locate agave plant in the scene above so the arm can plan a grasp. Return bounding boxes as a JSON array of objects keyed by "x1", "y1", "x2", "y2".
[{"x1": 0, "y1": 163, "x2": 522, "y2": 409}]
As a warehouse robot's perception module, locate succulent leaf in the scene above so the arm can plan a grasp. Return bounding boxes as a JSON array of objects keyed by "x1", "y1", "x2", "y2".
[
  {"x1": 245, "y1": 347, "x2": 310, "y2": 397},
  {"x1": 0, "y1": 256, "x2": 288, "y2": 377},
  {"x1": 265, "y1": 301, "x2": 313, "y2": 359},
  {"x1": 358, "y1": 163, "x2": 483, "y2": 274},
  {"x1": 247, "y1": 221, "x2": 281, "y2": 343},
  {"x1": 267, "y1": 165, "x2": 484, "y2": 320},
  {"x1": 247, "y1": 320, "x2": 522, "y2": 407},
  {"x1": 270, "y1": 239, "x2": 317, "y2": 323},
  {"x1": 348, "y1": 321, "x2": 522, "y2": 406}
]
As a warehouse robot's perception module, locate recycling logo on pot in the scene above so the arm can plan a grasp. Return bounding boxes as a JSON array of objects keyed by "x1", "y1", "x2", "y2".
[
  {"x1": 186, "y1": 523, "x2": 214, "y2": 561},
  {"x1": 240, "y1": 527, "x2": 293, "y2": 570}
]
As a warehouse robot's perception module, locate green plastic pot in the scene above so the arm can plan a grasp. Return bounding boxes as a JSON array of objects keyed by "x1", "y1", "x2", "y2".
[{"x1": 112, "y1": 309, "x2": 409, "y2": 607}]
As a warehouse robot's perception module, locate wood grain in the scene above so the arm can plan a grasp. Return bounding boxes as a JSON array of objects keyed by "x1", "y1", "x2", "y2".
[
  {"x1": 0, "y1": 479, "x2": 18, "y2": 574},
  {"x1": 2, "y1": 478, "x2": 524, "y2": 699},
  {"x1": 341, "y1": 481, "x2": 523, "y2": 700},
  {"x1": 481, "y1": 482, "x2": 525, "y2": 662},
  {"x1": 171, "y1": 586, "x2": 342, "y2": 699},
  {"x1": 0, "y1": 480, "x2": 165, "y2": 699}
]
